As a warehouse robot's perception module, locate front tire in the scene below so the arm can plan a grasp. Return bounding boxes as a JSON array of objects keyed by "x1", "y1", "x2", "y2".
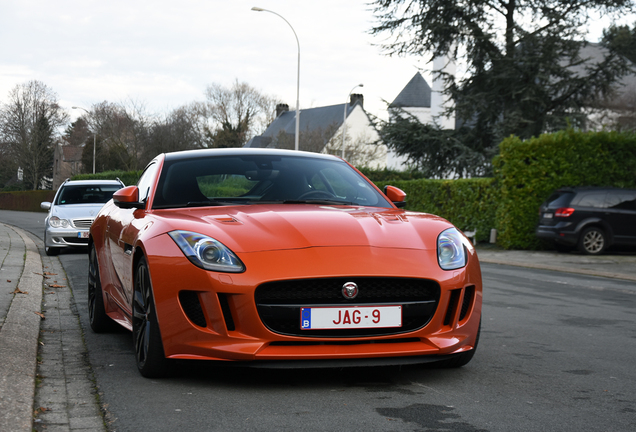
[
  {"x1": 88, "y1": 244, "x2": 117, "y2": 332},
  {"x1": 578, "y1": 227, "x2": 606, "y2": 255},
  {"x1": 133, "y1": 257, "x2": 172, "y2": 378}
]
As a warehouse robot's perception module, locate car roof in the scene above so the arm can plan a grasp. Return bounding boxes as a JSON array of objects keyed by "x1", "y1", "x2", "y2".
[
  {"x1": 556, "y1": 186, "x2": 636, "y2": 193},
  {"x1": 61, "y1": 179, "x2": 123, "y2": 186},
  {"x1": 162, "y1": 148, "x2": 343, "y2": 163}
]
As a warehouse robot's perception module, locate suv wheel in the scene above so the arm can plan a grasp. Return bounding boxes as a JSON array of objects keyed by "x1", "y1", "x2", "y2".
[{"x1": 578, "y1": 227, "x2": 606, "y2": 255}]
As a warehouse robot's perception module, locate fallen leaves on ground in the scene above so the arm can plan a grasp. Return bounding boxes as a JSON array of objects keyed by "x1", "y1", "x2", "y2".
[
  {"x1": 34, "y1": 311, "x2": 45, "y2": 319},
  {"x1": 11, "y1": 287, "x2": 27, "y2": 294},
  {"x1": 33, "y1": 407, "x2": 51, "y2": 415}
]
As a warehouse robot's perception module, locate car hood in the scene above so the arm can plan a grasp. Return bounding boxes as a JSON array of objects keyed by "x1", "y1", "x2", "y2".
[
  {"x1": 154, "y1": 204, "x2": 453, "y2": 253},
  {"x1": 51, "y1": 203, "x2": 107, "y2": 219}
]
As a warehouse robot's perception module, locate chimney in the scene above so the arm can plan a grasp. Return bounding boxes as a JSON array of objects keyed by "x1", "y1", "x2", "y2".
[
  {"x1": 431, "y1": 55, "x2": 456, "y2": 129},
  {"x1": 349, "y1": 94, "x2": 363, "y2": 108},
  {"x1": 276, "y1": 103, "x2": 289, "y2": 117}
]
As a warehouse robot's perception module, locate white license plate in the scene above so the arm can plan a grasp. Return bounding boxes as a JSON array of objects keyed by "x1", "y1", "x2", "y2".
[
  {"x1": 77, "y1": 231, "x2": 90, "y2": 238},
  {"x1": 543, "y1": 213, "x2": 553, "y2": 219},
  {"x1": 300, "y1": 305, "x2": 402, "y2": 330}
]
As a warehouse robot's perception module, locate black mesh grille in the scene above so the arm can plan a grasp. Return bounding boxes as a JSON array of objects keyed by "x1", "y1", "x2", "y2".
[
  {"x1": 179, "y1": 291, "x2": 206, "y2": 327},
  {"x1": 459, "y1": 286, "x2": 475, "y2": 321},
  {"x1": 218, "y1": 293, "x2": 236, "y2": 331},
  {"x1": 62, "y1": 237, "x2": 89, "y2": 245},
  {"x1": 444, "y1": 289, "x2": 461, "y2": 326},
  {"x1": 255, "y1": 277, "x2": 440, "y2": 337}
]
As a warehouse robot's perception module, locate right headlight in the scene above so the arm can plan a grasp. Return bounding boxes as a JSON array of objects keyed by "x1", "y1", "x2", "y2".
[
  {"x1": 437, "y1": 227, "x2": 467, "y2": 270},
  {"x1": 48, "y1": 216, "x2": 70, "y2": 228},
  {"x1": 169, "y1": 230, "x2": 245, "y2": 273}
]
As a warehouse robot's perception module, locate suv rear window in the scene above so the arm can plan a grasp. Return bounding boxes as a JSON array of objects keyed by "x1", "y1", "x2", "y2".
[
  {"x1": 572, "y1": 192, "x2": 607, "y2": 208},
  {"x1": 545, "y1": 191, "x2": 574, "y2": 208}
]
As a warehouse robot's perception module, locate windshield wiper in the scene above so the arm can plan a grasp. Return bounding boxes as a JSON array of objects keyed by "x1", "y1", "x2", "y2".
[
  {"x1": 282, "y1": 199, "x2": 354, "y2": 205},
  {"x1": 185, "y1": 200, "x2": 227, "y2": 207}
]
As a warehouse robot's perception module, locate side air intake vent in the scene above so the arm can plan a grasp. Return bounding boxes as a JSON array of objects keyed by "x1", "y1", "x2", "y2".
[{"x1": 178, "y1": 291, "x2": 206, "y2": 327}]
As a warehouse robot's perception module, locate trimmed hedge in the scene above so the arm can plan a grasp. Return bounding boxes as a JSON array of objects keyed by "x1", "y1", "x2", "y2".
[
  {"x1": 0, "y1": 190, "x2": 56, "y2": 212},
  {"x1": 375, "y1": 178, "x2": 498, "y2": 243},
  {"x1": 68, "y1": 130, "x2": 636, "y2": 250},
  {"x1": 493, "y1": 129, "x2": 636, "y2": 249}
]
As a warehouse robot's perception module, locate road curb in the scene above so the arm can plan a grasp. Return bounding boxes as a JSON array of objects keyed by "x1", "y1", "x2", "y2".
[{"x1": 0, "y1": 224, "x2": 44, "y2": 432}]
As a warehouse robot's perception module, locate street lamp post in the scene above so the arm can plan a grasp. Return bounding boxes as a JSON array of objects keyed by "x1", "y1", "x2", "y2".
[
  {"x1": 342, "y1": 84, "x2": 363, "y2": 159},
  {"x1": 71, "y1": 106, "x2": 96, "y2": 174},
  {"x1": 251, "y1": 7, "x2": 300, "y2": 151}
]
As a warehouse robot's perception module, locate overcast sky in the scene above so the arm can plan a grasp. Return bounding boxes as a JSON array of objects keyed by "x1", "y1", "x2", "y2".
[{"x1": 0, "y1": 0, "x2": 620, "y2": 123}]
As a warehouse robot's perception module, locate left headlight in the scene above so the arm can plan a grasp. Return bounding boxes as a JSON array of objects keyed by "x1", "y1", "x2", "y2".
[
  {"x1": 168, "y1": 230, "x2": 245, "y2": 273},
  {"x1": 48, "y1": 216, "x2": 70, "y2": 228},
  {"x1": 437, "y1": 228, "x2": 466, "y2": 270}
]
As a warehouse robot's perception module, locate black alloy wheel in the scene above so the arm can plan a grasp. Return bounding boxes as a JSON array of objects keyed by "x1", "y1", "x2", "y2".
[
  {"x1": 133, "y1": 257, "x2": 171, "y2": 378},
  {"x1": 87, "y1": 244, "x2": 117, "y2": 332},
  {"x1": 578, "y1": 227, "x2": 606, "y2": 255}
]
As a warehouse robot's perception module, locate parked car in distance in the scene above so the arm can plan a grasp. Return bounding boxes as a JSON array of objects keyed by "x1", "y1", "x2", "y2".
[
  {"x1": 536, "y1": 186, "x2": 636, "y2": 254},
  {"x1": 89, "y1": 148, "x2": 482, "y2": 378},
  {"x1": 41, "y1": 179, "x2": 125, "y2": 256}
]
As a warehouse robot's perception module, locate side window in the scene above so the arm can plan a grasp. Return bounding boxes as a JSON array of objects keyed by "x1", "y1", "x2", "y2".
[
  {"x1": 608, "y1": 192, "x2": 636, "y2": 211},
  {"x1": 136, "y1": 163, "x2": 160, "y2": 203},
  {"x1": 575, "y1": 193, "x2": 607, "y2": 208}
]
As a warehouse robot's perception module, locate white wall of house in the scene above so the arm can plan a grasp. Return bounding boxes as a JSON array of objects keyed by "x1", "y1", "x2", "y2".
[
  {"x1": 326, "y1": 104, "x2": 387, "y2": 169},
  {"x1": 400, "y1": 106, "x2": 432, "y2": 124}
]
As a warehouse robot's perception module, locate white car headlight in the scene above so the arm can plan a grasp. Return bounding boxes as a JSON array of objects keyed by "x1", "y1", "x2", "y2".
[
  {"x1": 49, "y1": 216, "x2": 70, "y2": 228},
  {"x1": 437, "y1": 228, "x2": 467, "y2": 270},
  {"x1": 169, "y1": 230, "x2": 245, "y2": 273}
]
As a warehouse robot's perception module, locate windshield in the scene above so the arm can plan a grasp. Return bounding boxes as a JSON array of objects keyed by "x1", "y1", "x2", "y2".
[
  {"x1": 55, "y1": 184, "x2": 121, "y2": 205},
  {"x1": 152, "y1": 154, "x2": 392, "y2": 209}
]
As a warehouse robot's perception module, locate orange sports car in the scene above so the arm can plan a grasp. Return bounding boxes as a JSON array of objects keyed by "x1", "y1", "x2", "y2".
[{"x1": 88, "y1": 148, "x2": 482, "y2": 377}]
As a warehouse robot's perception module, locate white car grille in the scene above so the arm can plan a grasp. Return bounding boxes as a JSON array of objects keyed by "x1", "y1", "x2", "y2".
[{"x1": 72, "y1": 218, "x2": 94, "y2": 229}]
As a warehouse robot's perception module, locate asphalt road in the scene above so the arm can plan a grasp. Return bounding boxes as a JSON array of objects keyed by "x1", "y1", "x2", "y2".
[{"x1": 3, "y1": 210, "x2": 636, "y2": 431}]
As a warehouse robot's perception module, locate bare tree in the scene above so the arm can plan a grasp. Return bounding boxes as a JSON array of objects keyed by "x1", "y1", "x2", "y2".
[
  {"x1": 0, "y1": 80, "x2": 68, "y2": 189},
  {"x1": 324, "y1": 130, "x2": 386, "y2": 169},
  {"x1": 142, "y1": 104, "x2": 208, "y2": 162},
  {"x1": 204, "y1": 80, "x2": 279, "y2": 147},
  {"x1": 78, "y1": 100, "x2": 151, "y2": 172}
]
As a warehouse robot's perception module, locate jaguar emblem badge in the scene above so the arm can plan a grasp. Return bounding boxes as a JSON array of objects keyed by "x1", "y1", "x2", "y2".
[{"x1": 342, "y1": 282, "x2": 359, "y2": 300}]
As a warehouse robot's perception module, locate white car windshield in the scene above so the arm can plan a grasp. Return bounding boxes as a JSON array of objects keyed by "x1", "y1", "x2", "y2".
[{"x1": 55, "y1": 185, "x2": 121, "y2": 205}]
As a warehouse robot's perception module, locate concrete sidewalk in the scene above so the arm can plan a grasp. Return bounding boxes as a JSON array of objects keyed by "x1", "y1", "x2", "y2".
[
  {"x1": 0, "y1": 223, "x2": 104, "y2": 432},
  {"x1": 476, "y1": 246, "x2": 636, "y2": 282}
]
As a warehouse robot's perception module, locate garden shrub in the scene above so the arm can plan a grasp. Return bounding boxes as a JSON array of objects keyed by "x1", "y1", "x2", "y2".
[
  {"x1": 375, "y1": 178, "x2": 498, "y2": 244},
  {"x1": 493, "y1": 129, "x2": 636, "y2": 249}
]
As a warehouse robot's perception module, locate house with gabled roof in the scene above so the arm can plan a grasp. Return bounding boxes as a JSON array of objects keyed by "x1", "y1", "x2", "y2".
[
  {"x1": 52, "y1": 143, "x2": 84, "y2": 189},
  {"x1": 245, "y1": 94, "x2": 387, "y2": 169},
  {"x1": 389, "y1": 72, "x2": 433, "y2": 124}
]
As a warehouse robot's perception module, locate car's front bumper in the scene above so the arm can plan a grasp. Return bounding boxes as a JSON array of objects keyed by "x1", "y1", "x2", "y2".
[
  {"x1": 45, "y1": 226, "x2": 91, "y2": 248},
  {"x1": 137, "y1": 236, "x2": 483, "y2": 364}
]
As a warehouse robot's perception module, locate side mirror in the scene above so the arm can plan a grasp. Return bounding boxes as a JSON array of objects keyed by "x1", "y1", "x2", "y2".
[
  {"x1": 40, "y1": 202, "x2": 51, "y2": 211},
  {"x1": 113, "y1": 186, "x2": 145, "y2": 209},
  {"x1": 384, "y1": 185, "x2": 407, "y2": 208}
]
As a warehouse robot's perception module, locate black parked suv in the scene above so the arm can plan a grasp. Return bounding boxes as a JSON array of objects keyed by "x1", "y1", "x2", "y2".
[{"x1": 536, "y1": 187, "x2": 636, "y2": 254}]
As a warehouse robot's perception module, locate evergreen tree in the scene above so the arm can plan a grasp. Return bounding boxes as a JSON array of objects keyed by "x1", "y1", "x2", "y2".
[{"x1": 370, "y1": 0, "x2": 635, "y2": 166}]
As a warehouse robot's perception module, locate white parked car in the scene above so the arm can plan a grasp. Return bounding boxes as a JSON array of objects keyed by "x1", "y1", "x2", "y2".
[{"x1": 41, "y1": 179, "x2": 124, "y2": 256}]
